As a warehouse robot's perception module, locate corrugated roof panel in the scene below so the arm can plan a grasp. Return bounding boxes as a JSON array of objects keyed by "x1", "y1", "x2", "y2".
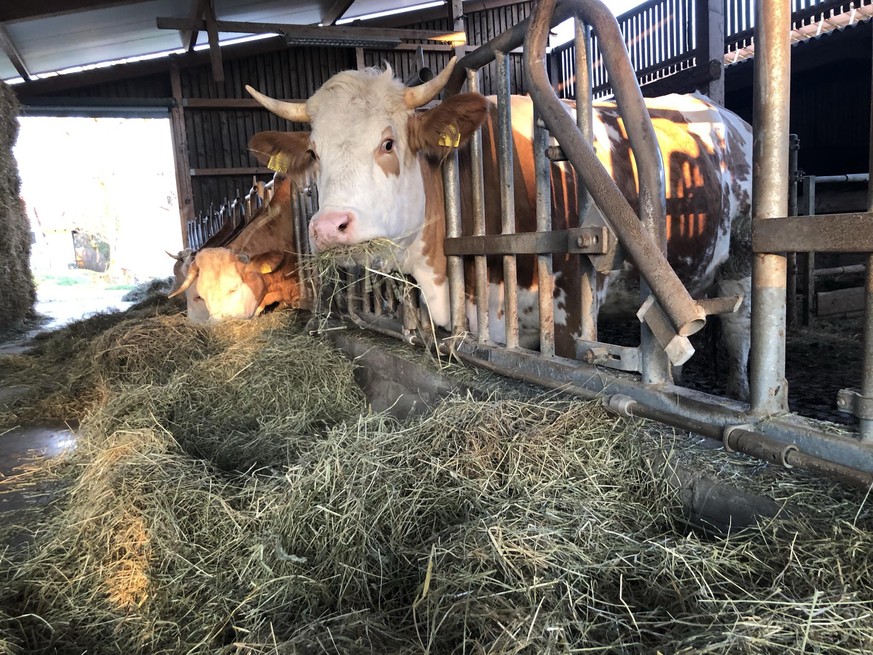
[{"x1": 6, "y1": 0, "x2": 183, "y2": 77}]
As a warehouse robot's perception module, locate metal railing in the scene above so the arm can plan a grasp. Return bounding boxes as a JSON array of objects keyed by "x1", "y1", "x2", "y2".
[
  {"x1": 186, "y1": 177, "x2": 277, "y2": 251},
  {"x1": 550, "y1": 0, "x2": 873, "y2": 98}
]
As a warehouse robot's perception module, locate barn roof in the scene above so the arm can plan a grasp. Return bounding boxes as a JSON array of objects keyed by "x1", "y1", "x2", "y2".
[{"x1": 0, "y1": 0, "x2": 463, "y2": 84}]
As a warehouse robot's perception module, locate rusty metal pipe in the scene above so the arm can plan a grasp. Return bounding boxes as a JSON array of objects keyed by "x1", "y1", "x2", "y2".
[
  {"x1": 523, "y1": 0, "x2": 705, "y2": 338},
  {"x1": 467, "y1": 67, "x2": 490, "y2": 345}
]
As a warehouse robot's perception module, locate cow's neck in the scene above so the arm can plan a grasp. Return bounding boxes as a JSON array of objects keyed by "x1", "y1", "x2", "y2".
[{"x1": 400, "y1": 156, "x2": 451, "y2": 328}]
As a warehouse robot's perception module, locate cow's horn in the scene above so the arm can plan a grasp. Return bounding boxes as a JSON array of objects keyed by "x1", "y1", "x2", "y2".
[
  {"x1": 245, "y1": 85, "x2": 310, "y2": 123},
  {"x1": 404, "y1": 56, "x2": 457, "y2": 108},
  {"x1": 168, "y1": 262, "x2": 199, "y2": 298}
]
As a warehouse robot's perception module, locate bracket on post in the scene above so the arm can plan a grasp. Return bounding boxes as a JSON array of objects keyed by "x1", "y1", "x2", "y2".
[
  {"x1": 837, "y1": 388, "x2": 873, "y2": 421},
  {"x1": 636, "y1": 295, "x2": 695, "y2": 366}
]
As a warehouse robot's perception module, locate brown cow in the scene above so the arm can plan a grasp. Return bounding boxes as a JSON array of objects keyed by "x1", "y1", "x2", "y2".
[{"x1": 170, "y1": 175, "x2": 302, "y2": 323}]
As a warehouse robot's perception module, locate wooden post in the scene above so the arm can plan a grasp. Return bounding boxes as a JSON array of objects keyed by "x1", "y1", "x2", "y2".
[
  {"x1": 169, "y1": 62, "x2": 195, "y2": 248},
  {"x1": 696, "y1": 0, "x2": 725, "y2": 104}
]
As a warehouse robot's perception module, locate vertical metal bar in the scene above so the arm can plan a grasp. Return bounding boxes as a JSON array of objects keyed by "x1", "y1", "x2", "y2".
[
  {"x1": 443, "y1": 148, "x2": 467, "y2": 337},
  {"x1": 750, "y1": 0, "x2": 790, "y2": 414},
  {"x1": 575, "y1": 18, "x2": 598, "y2": 343},
  {"x1": 860, "y1": 38, "x2": 873, "y2": 440},
  {"x1": 496, "y1": 50, "x2": 519, "y2": 349},
  {"x1": 801, "y1": 175, "x2": 816, "y2": 326},
  {"x1": 786, "y1": 134, "x2": 799, "y2": 328},
  {"x1": 534, "y1": 110, "x2": 555, "y2": 357},
  {"x1": 467, "y1": 67, "x2": 490, "y2": 344}
]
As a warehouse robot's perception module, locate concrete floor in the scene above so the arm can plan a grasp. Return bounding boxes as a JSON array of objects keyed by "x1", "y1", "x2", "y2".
[{"x1": 0, "y1": 284, "x2": 130, "y2": 527}]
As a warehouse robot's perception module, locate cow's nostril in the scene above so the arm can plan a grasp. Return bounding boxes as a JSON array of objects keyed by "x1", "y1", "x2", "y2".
[{"x1": 337, "y1": 219, "x2": 349, "y2": 233}]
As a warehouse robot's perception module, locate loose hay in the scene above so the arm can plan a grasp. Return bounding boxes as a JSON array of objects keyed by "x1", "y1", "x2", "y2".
[{"x1": 2, "y1": 307, "x2": 873, "y2": 654}]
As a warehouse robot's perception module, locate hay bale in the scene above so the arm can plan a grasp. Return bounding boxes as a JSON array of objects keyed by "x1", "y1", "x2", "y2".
[{"x1": 0, "y1": 82, "x2": 36, "y2": 338}]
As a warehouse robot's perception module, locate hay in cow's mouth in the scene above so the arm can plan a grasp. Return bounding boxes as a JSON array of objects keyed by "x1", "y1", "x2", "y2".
[{"x1": 2, "y1": 306, "x2": 873, "y2": 653}]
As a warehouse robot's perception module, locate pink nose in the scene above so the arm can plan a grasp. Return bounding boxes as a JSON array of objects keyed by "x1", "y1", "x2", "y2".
[{"x1": 309, "y1": 209, "x2": 355, "y2": 251}]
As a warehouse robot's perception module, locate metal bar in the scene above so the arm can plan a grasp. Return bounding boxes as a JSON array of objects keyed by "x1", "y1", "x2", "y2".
[
  {"x1": 604, "y1": 396, "x2": 873, "y2": 490},
  {"x1": 749, "y1": 0, "x2": 790, "y2": 415},
  {"x1": 496, "y1": 50, "x2": 519, "y2": 349},
  {"x1": 575, "y1": 17, "x2": 598, "y2": 343},
  {"x1": 445, "y1": 227, "x2": 607, "y2": 256},
  {"x1": 443, "y1": 149, "x2": 467, "y2": 337},
  {"x1": 534, "y1": 108, "x2": 556, "y2": 357},
  {"x1": 522, "y1": 0, "x2": 706, "y2": 339},
  {"x1": 467, "y1": 67, "x2": 490, "y2": 345},
  {"x1": 801, "y1": 175, "x2": 816, "y2": 326},
  {"x1": 862, "y1": 43, "x2": 873, "y2": 439},
  {"x1": 787, "y1": 134, "x2": 800, "y2": 328},
  {"x1": 753, "y1": 213, "x2": 873, "y2": 253},
  {"x1": 454, "y1": 340, "x2": 873, "y2": 473},
  {"x1": 813, "y1": 173, "x2": 870, "y2": 184},
  {"x1": 860, "y1": 255, "x2": 873, "y2": 439}
]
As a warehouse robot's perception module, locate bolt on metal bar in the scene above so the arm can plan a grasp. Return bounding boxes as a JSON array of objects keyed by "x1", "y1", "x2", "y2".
[
  {"x1": 442, "y1": 147, "x2": 467, "y2": 338},
  {"x1": 496, "y1": 50, "x2": 519, "y2": 349},
  {"x1": 467, "y1": 66, "x2": 490, "y2": 345},
  {"x1": 534, "y1": 108, "x2": 556, "y2": 357},
  {"x1": 574, "y1": 17, "x2": 598, "y2": 343},
  {"x1": 749, "y1": 0, "x2": 790, "y2": 415}
]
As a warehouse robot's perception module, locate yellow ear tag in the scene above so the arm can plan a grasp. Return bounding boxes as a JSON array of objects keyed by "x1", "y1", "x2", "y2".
[
  {"x1": 259, "y1": 263, "x2": 274, "y2": 274},
  {"x1": 437, "y1": 124, "x2": 461, "y2": 148},
  {"x1": 267, "y1": 152, "x2": 289, "y2": 173}
]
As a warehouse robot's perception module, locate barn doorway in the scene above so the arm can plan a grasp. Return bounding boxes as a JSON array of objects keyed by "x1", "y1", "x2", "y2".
[{"x1": 14, "y1": 116, "x2": 182, "y2": 328}]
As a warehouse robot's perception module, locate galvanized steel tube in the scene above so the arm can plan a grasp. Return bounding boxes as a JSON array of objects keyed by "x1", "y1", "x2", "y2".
[
  {"x1": 496, "y1": 51, "x2": 519, "y2": 349},
  {"x1": 862, "y1": 48, "x2": 873, "y2": 439},
  {"x1": 574, "y1": 17, "x2": 598, "y2": 343},
  {"x1": 443, "y1": 149, "x2": 467, "y2": 337},
  {"x1": 749, "y1": 0, "x2": 790, "y2": 415},
  {"x1": 534, "y1": 110, "x2": 556, "y2": 357},
  {"x1": 468, "y1": 67, "x2": 490, "y2": 345}
]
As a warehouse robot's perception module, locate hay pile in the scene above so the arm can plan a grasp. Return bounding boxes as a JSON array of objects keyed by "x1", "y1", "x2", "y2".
[
  {"x1": 0, "y1": 292, "x2": 188, "y2": 425},
  {"x1": 0, "y1": 81, "x2": 36, "y2": 337},
  {"x1": 1, "y1": 308, "x2": 873, "y2": 653}
]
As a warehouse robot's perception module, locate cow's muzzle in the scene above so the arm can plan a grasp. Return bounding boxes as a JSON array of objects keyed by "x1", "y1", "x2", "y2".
[{"x1": 309, "y1": 209, "x2": 357, "y2": 253}]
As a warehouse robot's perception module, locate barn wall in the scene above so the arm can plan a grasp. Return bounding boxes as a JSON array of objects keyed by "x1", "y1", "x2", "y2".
[{"x1": 725, "y1": 20, "x2": 872, "y2": 177}]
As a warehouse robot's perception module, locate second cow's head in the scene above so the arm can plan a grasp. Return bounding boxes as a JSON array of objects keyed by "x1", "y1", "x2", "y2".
[{"x1": 246, "y1": 57, "x2": 488, "y2": 258}]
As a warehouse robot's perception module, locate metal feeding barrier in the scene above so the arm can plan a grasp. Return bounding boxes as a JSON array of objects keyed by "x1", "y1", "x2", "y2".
[{"x1": 290, "y1": 0, "x2": 873, "y2": 489}]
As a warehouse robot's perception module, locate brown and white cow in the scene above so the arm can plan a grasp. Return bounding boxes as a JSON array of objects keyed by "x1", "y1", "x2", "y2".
[
  {"x1": 169, "y1": 175, "x2": 302, "y2": 323},
  {"x1": 246, "y1": 59, "x2": 753, "y2": 399}
]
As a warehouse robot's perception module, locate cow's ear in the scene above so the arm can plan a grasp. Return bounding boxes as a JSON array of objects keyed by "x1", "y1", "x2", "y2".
[
  {"x1": 244, "y1": 251, "x2": 284, "y2": 275},
  {"x1": 408, "y1": 93, "x2": 489, "y2": 155},
  {"x1": 248, "y1": 131, "x2": 315, "y2": 176}
]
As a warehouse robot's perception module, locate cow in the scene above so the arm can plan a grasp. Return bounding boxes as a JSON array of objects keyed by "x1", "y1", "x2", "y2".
[
  {"x1": 169, "y1": 174, "x2": 303, "y2": 323},
  {"x1": 245, "y1": 59, "x2": 753, "y2": 399}
]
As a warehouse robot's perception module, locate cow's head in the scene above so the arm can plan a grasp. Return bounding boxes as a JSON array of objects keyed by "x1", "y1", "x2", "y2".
[
  {"x1": 169, "y1": 248, "x2": 285, "y2": 323},
  {"x1": 246, "y1": 58, "x2": 488, "y2": 264},
  {"x1": 168, "y1": 249, "x2": 210, "y2": 323}
]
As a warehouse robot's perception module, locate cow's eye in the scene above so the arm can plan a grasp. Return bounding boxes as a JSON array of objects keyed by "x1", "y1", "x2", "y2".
[
  {"x1": 380, "y1": 139, "x2": 394, "y2": 153},
  {"x1": 307, "y1": 149, "x2": 318, "y2": 162}
]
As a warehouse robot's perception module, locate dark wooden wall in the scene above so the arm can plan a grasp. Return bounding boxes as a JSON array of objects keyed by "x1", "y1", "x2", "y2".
[{"x1": 725, "y1": 19, "x2": 872, "y2": 177}]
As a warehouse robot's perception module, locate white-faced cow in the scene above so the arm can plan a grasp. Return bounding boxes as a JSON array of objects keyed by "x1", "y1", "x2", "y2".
[
  {"x1": 169, "y1": 175, "x2": 302, "y2": 323},
  {"x1": 246, "y1": 59, "x2": 753, "y2": 399}
]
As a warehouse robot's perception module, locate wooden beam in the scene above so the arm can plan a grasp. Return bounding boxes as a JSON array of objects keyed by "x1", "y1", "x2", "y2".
[
  {"x1": 203, "y1": 0, "x2": 224, "y2": 83},
  {"x1": 322, "y1": 0, "x2": 356, "y2": 26},
  {"x1": 181, "y1": 0, "x2": 207, "y2": 53},
  {"x1": 0, "y1": 0, "x2": 150, "y2": 23},
  {"x1": 156, "y1": 17, "x2": 465, "y2": 45},
  {"x1": 169, "y1": 64, "x2": 195, "y2": 247},
  {"x1": 0, "y1": 24, "x2": 30, "y2": 81}
]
